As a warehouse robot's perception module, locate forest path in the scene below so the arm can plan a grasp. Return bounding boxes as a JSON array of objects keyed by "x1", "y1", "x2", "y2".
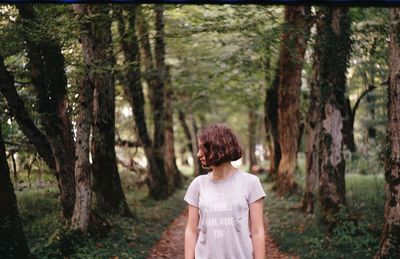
[{"x1": 148, "y1": 208, "x2": 297, "y2": 259}]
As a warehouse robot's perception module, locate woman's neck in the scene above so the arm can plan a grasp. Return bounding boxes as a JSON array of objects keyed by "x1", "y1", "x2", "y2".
[{"x1": 210, "y1": 162, "x2": 238, "y2": 180}]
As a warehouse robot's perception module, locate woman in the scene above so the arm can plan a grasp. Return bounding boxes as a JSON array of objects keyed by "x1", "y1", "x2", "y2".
[{"x1": 184, "y1": 123, "x2": 266, "y2": 259}]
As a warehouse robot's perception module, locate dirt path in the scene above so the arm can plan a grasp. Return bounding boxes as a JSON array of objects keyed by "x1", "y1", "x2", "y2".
[{"x1": 148, "y1": 208, "x2": 297, "y2": 259}]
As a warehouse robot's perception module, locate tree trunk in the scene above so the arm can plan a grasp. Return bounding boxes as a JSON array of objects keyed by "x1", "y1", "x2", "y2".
[
  {"x1": 136, "y1": 7, "x2": 171, "y2": 195},
  {"x1": 178, "y1": 109, "x2": 194, "y2": 154},
  {"x1": 164, "y1": 92, "x2": 182, "y2": 189},
  {"x1": 73, "y1": 4, "x2": 131, "y2": 216},
  {"x1": 302, "y1": 14, "x2": 323, "y2": 212},
  {"x1": 374, "y1": 8, "x2": 400, "y2": 258},
  {"x1": 0, "y1": 116, "x2": 33, "y2": 258},
  {"x1": 317, "y1": 7, "x2": 351, "y2": 226},
  {"x1": 276, "y1": 6, "x2": 311, "y2": 195},
  {"x1": 135, "y1": 6, "x2": 163, "y2": 146},
  {"x1": 265, "y1": 70, "x2": 281, "y2": 180},
  {"x1": 342, "y1": 97, "x2": 356, "y2": 152},
  {"x1": 0, "y1": 55, "x2": 55, "y2": 172},
  {"x1": 70, "y1": 4, "x2": 95, "y2": 232},
  {"x1": 18, "y1": 5, "x2": 76, "y2": 219},
  {"x1": 248, "y1": 110, "x2": 257, "y2": 172},
  {"x1": 155, "y1": 6, "x2": 182, "y2": 190},
  {"x1": 179, "y1": 109, "x2": 203, "y2": 175},
  {"x1": 164, "y1": 67, "x2": 182, "y2": 189},
  {"x1": 189, "y1": 109, "x2": 205, "y2": 176},
  {"x1": 343, "y1": 84, "x2": 377, "y2": 153},
  {"x1": 117, "y1": 6, "x2": 169, "y2": 199}
]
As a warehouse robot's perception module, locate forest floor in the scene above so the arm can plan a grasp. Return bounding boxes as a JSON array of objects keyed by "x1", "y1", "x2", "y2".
[
  {"x1": 17, "y1": 167, "x2": 384, "y2": 258},
  {"x1": 148, "y1": 207, "x2": 297, "y2": 259}
]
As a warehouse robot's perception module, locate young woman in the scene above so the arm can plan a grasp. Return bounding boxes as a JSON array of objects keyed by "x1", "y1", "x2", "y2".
[{"x1": 184, "y1": 123, "x2": 266, "y2": 259}]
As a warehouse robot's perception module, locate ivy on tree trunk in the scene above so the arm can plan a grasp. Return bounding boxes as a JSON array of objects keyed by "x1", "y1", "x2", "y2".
[
  {"x1": 0, "y1": 113, "x2": 32, "y2": 258},
  {"x1": 17, "y1": 4, "x2": 76, "y2": 219},
  {"x1": 276, "y1": 6, "x2": 311, "y2": 195},
  {"x1": 316, "y1": 7, "x2": 351, "y2": 227},
  {"x1": 375, "y1": 8, "x2": 400, "y2": 258}
]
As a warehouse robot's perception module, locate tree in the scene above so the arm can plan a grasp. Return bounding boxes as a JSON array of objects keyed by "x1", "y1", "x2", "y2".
[
  {"x1": 342, "y1": 84, "x2": 377, "y2": 152},
  {"x1": 248, "y1": 110, "x2": 257, "y2": 172},
  {"x1": 17, "y1": 4, "x2": 76, "y2": 219},
  {"x1": 164, "y1": 66, "x2": 183, "y2": 188},
  {"x1": 178, "y1": 108, "x2": 203, "y2": 176},
  {"x1": 155, "y1": 5, "x2": 182, "y2": 190},
  {"x1": 316, "y1": 7, "x2": 351, "y2": 226},
  {"x1": 302, "y1": 11, "x2": 322, "y2": 214},
  {"x1": 0, "y1": 107, "x2": 32, "y2": 259},
  {"x1": 374, "y1": 8, "x2": 400, "y2": 258},
  {"x1": 0, "y1": 55, "x2": 55, "y2": 173},
  {"x1": 117, "y1": 5, "x2": 170, "y2": 199},
  {"x1": 70, "y1": 4, "x2": 95, "y2": 232},
  {"x1": 82, "y1": 4, "x2": 131, "y2": 217},
  {"x1": 276, "y1": 6, "x2": 311, "y2": 195}
]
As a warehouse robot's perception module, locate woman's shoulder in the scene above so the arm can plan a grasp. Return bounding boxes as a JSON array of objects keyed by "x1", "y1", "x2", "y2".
[
  {"x1": 236, "y1": 170, "x2": 261, "y2": 182},
  {"x1": 189, "y1": 174, "x2": 208, "y2": 185}
]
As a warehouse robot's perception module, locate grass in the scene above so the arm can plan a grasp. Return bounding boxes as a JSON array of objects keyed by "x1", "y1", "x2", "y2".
[
  {"x1": 16, "y1": 169, "x2": 191, "y2": 259},
  {"x1": 14, "y1": 159, "x2": 386, "y2": 258},
  {"x1": 264, "y1": 173, "x2": 385, "y2": 258}
]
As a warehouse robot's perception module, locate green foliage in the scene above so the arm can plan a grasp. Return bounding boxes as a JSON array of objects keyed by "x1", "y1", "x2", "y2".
[
  {"x1": 17, "y1": 177, "x2": 189, "y2": 258},
  {"x1": 265, "y1": 173, "x2": 384, "y2": 258}
]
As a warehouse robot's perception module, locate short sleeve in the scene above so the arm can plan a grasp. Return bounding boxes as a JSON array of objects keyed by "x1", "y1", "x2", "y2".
[
  {"x1": 248, "y1": 176, "x2": 266, "y2": 204},
  {"x1": 184, "y1": 177, "x2": 200, "y2": 207}
]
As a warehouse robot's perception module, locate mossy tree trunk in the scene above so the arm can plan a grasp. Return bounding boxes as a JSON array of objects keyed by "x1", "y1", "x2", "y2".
[
  {"x1": 117, "y1": 5, "x2": 169, "y2": 199},
  {"x1": 70, "y1": 4, "x2": 95, "y2": 232},
  {"x1": 75, "y1": 5, "x2": 131, "y2": 216},
  {"x1": 248, "y1": 110, "x2": 258, "y2": 172},
  {"x1": 302, "y1": 13, "x2": 322, "y2": 212},
  {"x1": 178, "y1": 109, "x2": 204, "y2": 175},
  {"x1": 277, "y1": 6, "x2": 311, "y2": 195},
  {"x1": 164, "y1": 67, "x2": 183, "y2": 189},
  {"x1": 17, "y1": 4, "x2": 76, "y2": 220},
  {"x1": 374, "y1": 8, "x2": 400, "y2": 258},
  {"x1": 316, "y1": 7, "x2": 351, "y2": 226},
  {"x1": 264, "y1": 69, "x2": 281, "y2": 180},
  {"x1": 342, "y1": 84, "x2": 377, "y2": 153},
  {"x1": 0, "y1": 114, "x2": 33, "y2": 258},
  {"x1": 155, "y1": 5, "x2": 182, "y2": 190},
  {"x1": 0, "y1": 56, "x2": 55, "y2": 172}
]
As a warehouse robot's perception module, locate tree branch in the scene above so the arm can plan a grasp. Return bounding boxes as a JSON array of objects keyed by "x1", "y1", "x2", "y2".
[{"x1": 351, "y1": 84, "x2": 377, "y2": 118}]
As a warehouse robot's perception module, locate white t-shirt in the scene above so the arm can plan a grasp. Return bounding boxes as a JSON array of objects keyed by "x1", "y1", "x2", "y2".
[{"x1": 184, "y1": 171, "x2": 266, "y2": 259}]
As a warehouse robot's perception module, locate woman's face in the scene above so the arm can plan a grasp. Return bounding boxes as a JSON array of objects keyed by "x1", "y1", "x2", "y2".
[{"x1": 197, "y1": 142, "x2": 208, "y2": 167}]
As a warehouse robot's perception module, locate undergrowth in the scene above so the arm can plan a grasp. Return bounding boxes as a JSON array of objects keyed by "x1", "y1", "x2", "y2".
[
  {"x1": 264, "y1": 174, "x2": 385, "y2": 258},
  {"x1": 17, "y1": 178, "x2": 189, "y2": 258}
]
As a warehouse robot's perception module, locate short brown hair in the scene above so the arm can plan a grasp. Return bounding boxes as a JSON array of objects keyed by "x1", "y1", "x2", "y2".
[{"x1": 198, "y1": 123, "x2": 242, "y2": 166}]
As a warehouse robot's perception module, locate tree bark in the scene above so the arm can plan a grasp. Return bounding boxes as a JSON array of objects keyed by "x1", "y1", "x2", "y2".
[
  {"x1": 0, "y1": 55, "x2": 55, "y2": 172},
  {"x1": 374, "y1": 8, "x2": 400, "y2": 258},
  {"x1": 17, "y1": 4, "x2": 76, "y2": 219},
  {"x1": 342, "y1": 97, "x2": 356, "y2": 152},
  {"x1": 302, "y1": 13, "x2": 323, "y2": 213},
  {"x1": 276, "y1": 6, "x2": 311, "y2": 196},
  {"x1": 179, "y1": 109, "x2": 203, "y2": 175},
  {"x1": 317, "y1": 7, "x2": 351, "y2": 226},
  {"x1": 117, "y1": 5, "x2": 169, "y2": 199},
  {"x1": 178, "y1": 109, "x2": 194, "y2": 155},
  {"x1": 164, "y1": 68, "x2": 183, "y2": 189},
  {"x1": 342, "y1": 84, "x2": 377, "y2": 152},
  {"x1": 248, "y1": 110, "x2": 258, "y2": 172},
  {"x1": 70, "y1": 4, "x2": 95, "y2": 232},
  {"x1": 265, "y1": 69, "x2": 281, "y2": 180},
  {"x1": 189, "y1": 108, "x2": 205, "y2": 176},
  {"x1": 136, "y1": 6, "x2": 164, "y2": 147},
  {"x1": 73, "y1": 4, "x2": 131, "y2": 216},
  {"x1": 155, "y1": 6, "x2": 182, "y2": 190},
  {"x1": 0, "y1": 115, "x2": 33, "y2": 259}
]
